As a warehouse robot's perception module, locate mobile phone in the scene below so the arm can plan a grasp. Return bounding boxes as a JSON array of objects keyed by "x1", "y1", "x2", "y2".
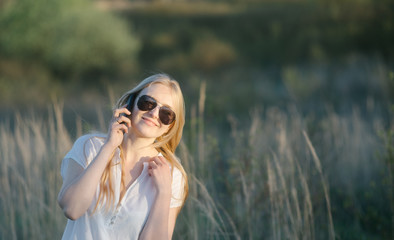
[
  {"x1": 120, "y1": 93, "x2": 136, "y2": 127},
  {"x1": 126, "y1": 93, "x2": 136, "y2": 112}
]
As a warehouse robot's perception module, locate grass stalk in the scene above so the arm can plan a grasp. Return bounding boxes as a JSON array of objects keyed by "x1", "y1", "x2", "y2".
[{"x1": 303, "y1": 130, "x2": 335, "y2": 240}]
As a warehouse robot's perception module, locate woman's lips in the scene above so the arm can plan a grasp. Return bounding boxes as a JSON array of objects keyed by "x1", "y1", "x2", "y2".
[{"x1": 142, "y1": 117, "x2": 158, "y2": 127}]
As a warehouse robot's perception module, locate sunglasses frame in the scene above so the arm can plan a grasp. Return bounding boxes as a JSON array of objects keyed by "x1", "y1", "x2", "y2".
[{"x1": 136, "y1": 95, "x2": 176, "y2": 125}]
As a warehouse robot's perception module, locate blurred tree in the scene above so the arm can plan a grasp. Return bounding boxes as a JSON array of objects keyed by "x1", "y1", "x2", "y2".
[{"x1": 0, "y1": 0, "x2": 139, "y2": 84}]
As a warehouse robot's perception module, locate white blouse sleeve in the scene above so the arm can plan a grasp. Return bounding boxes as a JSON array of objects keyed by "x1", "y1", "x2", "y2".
[
  {"x1": 170, "y1": 166, "x2": 185, "y2": 208},
  {"x1": 60, "y1": 134, "x2": 103, "y2": 180}
]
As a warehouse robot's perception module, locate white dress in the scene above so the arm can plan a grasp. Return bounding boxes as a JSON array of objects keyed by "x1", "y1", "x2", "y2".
[{"x1": 60, "y1": 134, "x2": 185, "y2": 240}]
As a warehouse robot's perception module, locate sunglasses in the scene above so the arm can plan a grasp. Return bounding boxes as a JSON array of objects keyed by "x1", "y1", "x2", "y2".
[{"x1": 137, "y1": 95, "x2": 176, "y2": 125}]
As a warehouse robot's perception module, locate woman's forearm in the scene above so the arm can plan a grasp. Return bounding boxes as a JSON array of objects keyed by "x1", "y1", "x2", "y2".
[
  {"x1": 58, "y1": 143, "x2": 117, "y2": 220},
  {"x1": 139, "y1": 191, "x2": 172, "y2": 240}
]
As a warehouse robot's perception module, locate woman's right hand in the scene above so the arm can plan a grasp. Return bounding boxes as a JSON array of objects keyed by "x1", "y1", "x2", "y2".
[
  {"x1": 106, "y1": 105, "x2": 131, "y2": 148},
  {"x1": 59, "y1": 107, "x2": 131, "y2": 219}
]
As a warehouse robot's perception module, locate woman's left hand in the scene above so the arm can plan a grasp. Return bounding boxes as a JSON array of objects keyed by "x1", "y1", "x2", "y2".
[{"x1": 147, "y1": 156, "x2": 172, "y2": 195}]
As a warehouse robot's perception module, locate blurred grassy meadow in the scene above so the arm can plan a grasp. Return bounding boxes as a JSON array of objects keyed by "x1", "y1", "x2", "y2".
[{"x1": 0, "y1": 0, "x2": 394, "y2": 239}]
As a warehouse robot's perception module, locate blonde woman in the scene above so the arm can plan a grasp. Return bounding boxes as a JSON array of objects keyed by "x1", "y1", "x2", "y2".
[{"x1": 58, "y1": 74, "x2": 188, "y2": 239}]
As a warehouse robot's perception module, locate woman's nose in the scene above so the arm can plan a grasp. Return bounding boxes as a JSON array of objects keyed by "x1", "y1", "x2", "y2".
[{"x1": 148, "y1": 105, "x2": 160, "y2": 118}]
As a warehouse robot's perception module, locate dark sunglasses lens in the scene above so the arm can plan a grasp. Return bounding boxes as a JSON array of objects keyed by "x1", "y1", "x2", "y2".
[
  {"x1": 159, "y1": 108, "x2": 176, "y2": 125},
  {"x1": 137, "y1": 95, "x2": 156, "y2": 111}
]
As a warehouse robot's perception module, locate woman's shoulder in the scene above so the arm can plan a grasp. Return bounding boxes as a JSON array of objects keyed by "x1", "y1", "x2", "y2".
[
  {"x1": 67, "y1": 132, "x2": 107, "y2": 157},
  {"x1": 62, "y1": 133, "x2": 107, "y2": 175},
  {"x1": 74, "y1": 132, "x2": 106, "y2": 147},
  {"x1": 171, "y1": 157, "x2": 185, "y2": 179}
]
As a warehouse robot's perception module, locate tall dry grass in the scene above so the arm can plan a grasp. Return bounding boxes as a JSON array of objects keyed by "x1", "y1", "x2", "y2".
[
  {"x1": 221, "y1": 106, "x2": 336, "y2": 240},
  {"x1": 0, "y1": 85, "x2": 391, "y2": 239},
  {"x1": 0, "y1": 103, "x2": 71, "y2": 239}
]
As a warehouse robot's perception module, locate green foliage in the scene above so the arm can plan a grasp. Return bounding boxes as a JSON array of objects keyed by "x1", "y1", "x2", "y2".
[
  {"x1": 138, "y1": 26, "x2": 237, "y2": 74},
  {"x1": 128, "y1": 0, "x2": 393, "y2": 70},
  {"x1": 376, "y1": 89, "x2": 394, "y2": 239},
  {"x1": 0, "y1": 61, "x2": 62, "y2": 106},
  {"x1": 191, "y1": 34, "x2": 237, "y2": 72},
  {"x1": 0, "y1": 0, "x2": 139, "y2": 79},
  {"x1": 282, "y1": 66, "x2": 324, "y2": 101}
]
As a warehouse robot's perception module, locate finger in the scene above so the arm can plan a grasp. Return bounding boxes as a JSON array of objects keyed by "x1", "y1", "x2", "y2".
[
  {"x1": 116, "y1": 115, "x2": 132, "y2": 127},
  {"x1": 113, "y1": 108, "x2": 131, "y2": 118},
  {"x1": 152, "y1": 157, "x2": 163, "y2": 166},
  {"x1": 149, "y1": 161, "x2": 158, "y2": 169},
  {"x1": 148, "y1": 168, "x2": 158, "y2": 177},
  {"x1": 114, "y1": 124, "x2": 128, "y2": 134},
  {"x1": 112, "y1": 119, "x2": 128, "y2": 128},
  {"x1": 157, "y1": 157, "x2": 171, "y2": 170},
  {"x1": 157, "y1": 156, "x2": 168, "y2": 166}
]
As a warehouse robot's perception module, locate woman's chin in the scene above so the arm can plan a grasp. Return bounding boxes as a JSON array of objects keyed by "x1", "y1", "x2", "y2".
[{"x1": 132, "y1": 127, "x2": 161, "y2": 139}]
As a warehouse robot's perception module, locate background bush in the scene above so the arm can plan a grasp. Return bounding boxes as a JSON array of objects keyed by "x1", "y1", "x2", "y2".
[{"x1": 0, "y1": 0, "x2": 139, "y2": 106}]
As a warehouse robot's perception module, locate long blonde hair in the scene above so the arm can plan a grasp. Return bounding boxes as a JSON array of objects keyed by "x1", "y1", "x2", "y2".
[{"x1": 94, "y1": 73, "x2": 188, "y2": 212}]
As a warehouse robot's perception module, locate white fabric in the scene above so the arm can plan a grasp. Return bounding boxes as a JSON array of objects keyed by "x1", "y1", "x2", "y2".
[{"x1": 60, "y1": 134, "x2": 185, "y2": 240}]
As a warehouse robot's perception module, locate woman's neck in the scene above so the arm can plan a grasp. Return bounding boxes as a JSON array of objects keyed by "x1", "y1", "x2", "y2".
[{"x1": 120, "y1": 132, "x2": 158, "y2": 164}]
